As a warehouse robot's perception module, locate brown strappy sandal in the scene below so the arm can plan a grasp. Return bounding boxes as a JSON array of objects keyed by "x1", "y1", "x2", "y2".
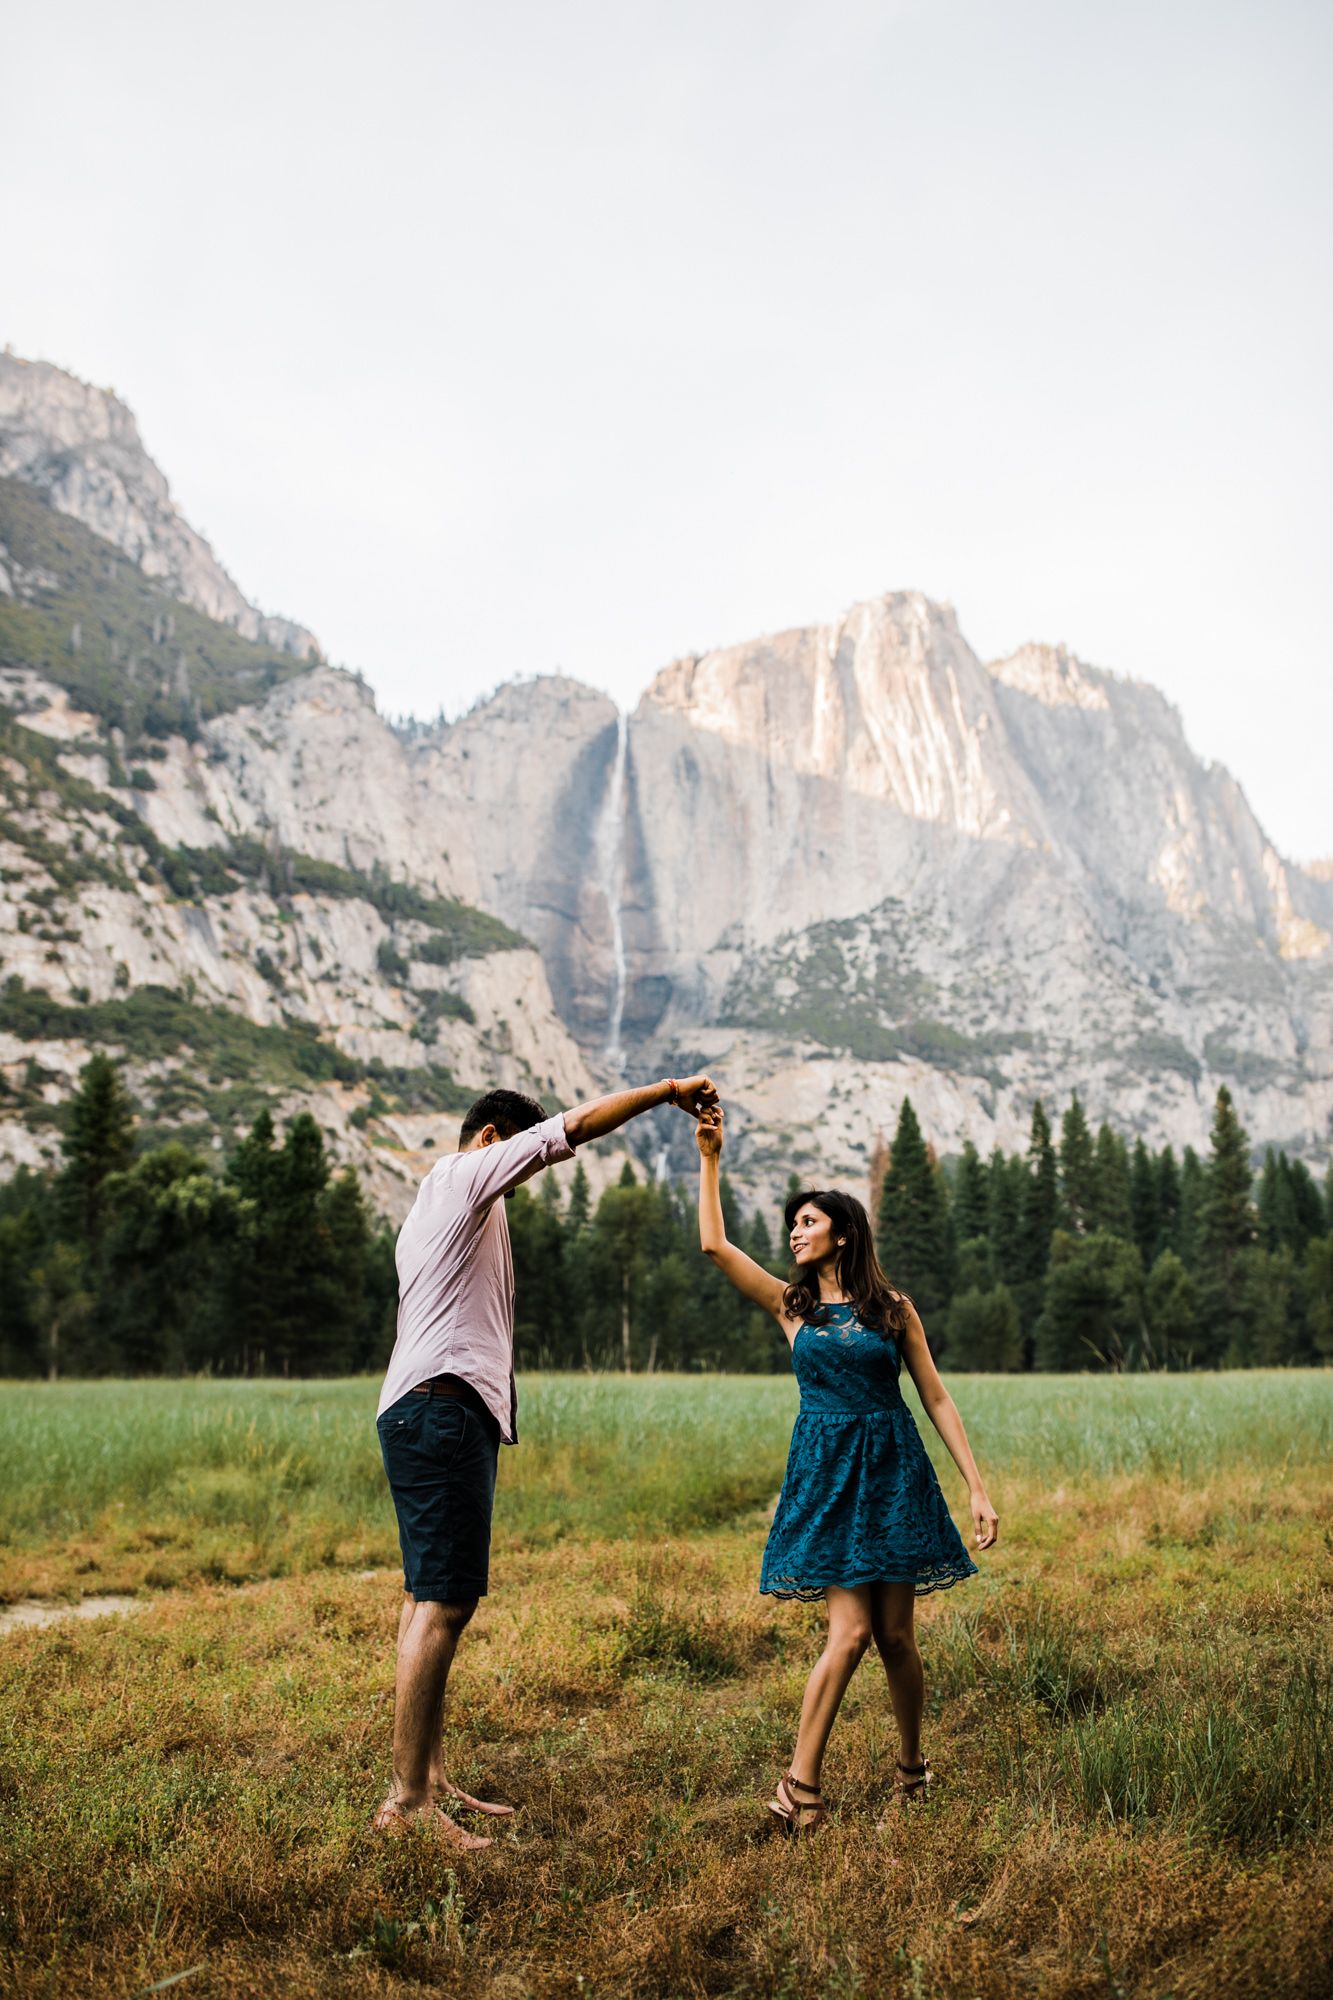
[
  {"x1": 893, "y1": 1757, "x2": 933, "y2": 1804},
  {"x1": 874, "y1": 1757, "x2": 933, "y2": 1830},
  {"x1": 767, "y1": 1769, "x2": 828, "y2": 1836}
]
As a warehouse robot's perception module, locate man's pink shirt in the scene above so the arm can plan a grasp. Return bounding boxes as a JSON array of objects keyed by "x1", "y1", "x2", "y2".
[{"x1": 376, "y1": 1114, "x2": 574, "y2": 1439}]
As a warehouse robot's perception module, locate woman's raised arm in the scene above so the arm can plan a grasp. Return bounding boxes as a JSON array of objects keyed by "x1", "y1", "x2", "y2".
[{"x1": 696, "y1": 1108, "x2": 790, "y2": 1323}]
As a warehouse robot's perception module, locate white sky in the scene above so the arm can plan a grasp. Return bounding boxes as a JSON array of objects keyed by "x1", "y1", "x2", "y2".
[{"x1": 3, "y1": 0, "x2": 1331, "y2": 858}]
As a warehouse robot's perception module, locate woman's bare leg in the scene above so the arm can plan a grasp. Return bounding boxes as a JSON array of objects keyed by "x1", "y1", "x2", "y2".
[
  {"x1": 869, "y1": 1580, "x2": 924, "y2": 1769},
  {"x1": 787, "y1": 1585, "x2": 874, "y2": 1790}
]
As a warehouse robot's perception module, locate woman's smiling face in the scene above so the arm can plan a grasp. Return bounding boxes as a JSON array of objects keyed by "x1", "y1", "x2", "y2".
[{"x1": 789, "y1": 1201, "x2": 841, "y2": 1267}]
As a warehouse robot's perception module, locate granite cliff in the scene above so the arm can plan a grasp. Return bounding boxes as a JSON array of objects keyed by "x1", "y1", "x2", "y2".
[
  {"x1": 394, "y1": 595, "x2": 1333, "y2": 1206},
  {"x1": 0, "y1": 353, "x2": 320, "y2": 661},
  {"x1": 2, "y1": 356, "x2": 1330, "y2": 1223},
  {"x1": 0, "y1": 369, "x2": 597, "y2": 1221}
]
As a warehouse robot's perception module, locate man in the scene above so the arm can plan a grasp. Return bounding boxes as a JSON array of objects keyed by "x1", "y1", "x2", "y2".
[{"x1": 373, "y1": 1071, "x2": 718, "y2": 1846}]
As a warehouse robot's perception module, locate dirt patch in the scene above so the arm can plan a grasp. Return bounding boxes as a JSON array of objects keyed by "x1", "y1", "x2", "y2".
[{"x1": 0, "y1": 1594, "x2": 143, "y2": 1636}]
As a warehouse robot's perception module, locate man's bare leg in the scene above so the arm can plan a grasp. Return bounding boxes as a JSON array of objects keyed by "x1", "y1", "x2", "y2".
[
  {"x1": 391, "y1": 1594, "x2": 448, "y2": 1793},
  {"x1": 389, "y1": 1596, "x2": 513, "y2": 1815},
  {"x1": 378, "y1": 1594, "x2": 487, "y2": 1843}
]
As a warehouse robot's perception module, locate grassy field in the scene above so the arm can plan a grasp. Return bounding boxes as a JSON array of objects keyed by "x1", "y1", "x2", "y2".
[{"x1": 1, "y1": 1371, "x2": 1332, "y2": 1997}]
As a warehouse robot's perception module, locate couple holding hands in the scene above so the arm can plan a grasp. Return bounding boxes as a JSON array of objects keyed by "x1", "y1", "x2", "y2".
[{"x1": 373, "y1": 1071, "x2": 998, "y2": 1847}]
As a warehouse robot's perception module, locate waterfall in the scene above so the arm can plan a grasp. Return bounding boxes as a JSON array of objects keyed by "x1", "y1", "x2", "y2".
[{"x1": 594, "y1": 711, "x2": 629, "y2": 1068}]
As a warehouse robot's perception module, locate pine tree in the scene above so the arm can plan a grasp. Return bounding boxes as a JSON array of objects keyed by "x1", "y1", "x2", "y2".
[
  {"x1": 100, "y1": 1141, "x2": 239, "y2": 1372},
  {"x1": 1195, "y1": 1086, "x2": 1257, "y2": 1363},
  {"x1": 1155, "y1": 1146, "x2": 1182, "y2": 1261},
  {"x1": 1178, "y1": 1147, "x2": 1205, "y2": 1272},
  {"x1": 987, "y1": 1147, "x2": 1022, "y2": 1286},
  {"x1": 362, "y1": 1224, "x2": 400, "y2": 1371},
  {"x1": 1129, "y1": 1137, "x2": 1161, "y2": 1267},
  {"x1": 1144, "y1": 1249, "x2": 1195, "y2": 1367},
  {"x1": 1306, "y1": 1234, "x2": 1333, "y2": 1360},
  {"x1": 222, "y1": 1111, "x2": 354, "y2": 1374},
  {"x1": 618, "y1": 1157, "x2": 637, "y2": 1188},
  {"x1": 1018, "y1": 1100, "x2": 1059, "y2": 1281},
  {"x1": 740, "y1": 1207, "x2": 790, "y2": 1371},
  {"x1": 0, "y1": 1190, "x2": 47, "y2": 1375},
  {"x1": 877, "y1": 1098, "x2": 951, "y2": 1318},
  {"x1": 745, "y1": 1208, "x2": 777, "y2": 1270},
  {"x1": 953, "y1": 1141, "x2": 989, "y2": 1243},
  {"x1": 1257, "y1": 1149, "x2": 1285, "y2": 1253},
  {"x1": 316, "y1": 1167, "x2": 371, "y2": 1373},
  {"x1": 1059, "y1": 1094, "x2": 1097, "y2": 1235},
  {"x1": 589, "y1": 1176, "x2": 658, "y2": 1370},
  {"x1": 509, "y1": 1180, "x2": 570, "y2": 1366},
  {"x1": 565, "y1": 1159, "x2": 592, "y2": 1233},
  {"x1": 943, "y1": 1282, "x2": 1022, "y2": 1372},
  {"x1": 1033, "y1": 1229, "x2": 1145, "y2": 1371},
  {"x1": 1281, "y1": 1155, "x2": 1324, "y2": 1255},
  {"x1": 1092, "y1": 1124, "x2": 1133, "y2": 1239},
  {"x1": 561, "y1": 1160, "x2": 594, "y2": 1364},
  {"x1": 57, "y1": 1053, "x2": 135, "y2": 1247},
  {"x1": 30, "y1": 1242, "x2": 93, "y2": 1383}
]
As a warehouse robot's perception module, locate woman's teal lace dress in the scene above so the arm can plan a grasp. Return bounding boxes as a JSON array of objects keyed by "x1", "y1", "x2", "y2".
[{"x1": 761, "y1": 1304, "x2": 977, "y2": 1600}]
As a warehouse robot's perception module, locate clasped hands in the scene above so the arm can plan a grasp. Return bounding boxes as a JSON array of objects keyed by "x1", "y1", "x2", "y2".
[{"x1": 670, "y1": 1074, "x2": 720, "y2": 1118}]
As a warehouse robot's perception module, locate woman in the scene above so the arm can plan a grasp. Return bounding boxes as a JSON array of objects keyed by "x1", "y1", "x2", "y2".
[{"x1": 695, "y1": 1106, "x2": 998, "y2": 1833}]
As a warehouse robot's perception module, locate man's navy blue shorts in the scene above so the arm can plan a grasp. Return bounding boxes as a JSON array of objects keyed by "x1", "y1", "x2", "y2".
[{"x1": 377, "y1": 1387, "x2": 501, "y2": 1602}]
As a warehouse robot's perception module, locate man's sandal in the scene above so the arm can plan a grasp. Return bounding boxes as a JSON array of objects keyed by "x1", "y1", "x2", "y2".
[
  {"x1": 767, "y1": 1769, "x2": 828, "y2": 1837},
  {"x1": 371, "y1": 1800, "x2": 492, "y2": 1851}
]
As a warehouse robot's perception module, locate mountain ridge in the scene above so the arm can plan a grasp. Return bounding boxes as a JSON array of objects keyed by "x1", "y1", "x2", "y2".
[
  {"x1": 1, "y1": 354, "x2": 1330, "y2": 1226},
  {"x1": 0, "y1": 352, "x2": 321, "y2": 662}
]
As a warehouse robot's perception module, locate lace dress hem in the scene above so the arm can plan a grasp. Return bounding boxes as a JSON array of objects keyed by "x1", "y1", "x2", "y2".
[{"x1": 762, "y1": 1557, "x2": 977, "y2": 1603}]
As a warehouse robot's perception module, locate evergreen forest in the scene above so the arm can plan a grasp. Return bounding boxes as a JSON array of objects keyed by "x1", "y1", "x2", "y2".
[{"x1": 1, "y1": 1053, "x2": 1330, "y2": 1377}]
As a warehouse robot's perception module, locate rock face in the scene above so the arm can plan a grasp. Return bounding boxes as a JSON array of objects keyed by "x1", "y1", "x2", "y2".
[
  {"x1": 0, "y1": 354, "x2": 320, "y2": 660},
  {"x1": 616, "y1": 597, "x2": 1333, "y2": 1194},
  {"x1": 0, "y1": 665, "x2": 597, "y2": 1222},
  {"x1": 2, "y1": 355, "x2": 1330, "y2": 1223},
  {"x1": 385, "y1": 593, "x2": 1333, "y2": 1204},
  {"x1": 142, "y1": 591, "x2": 1329, "y2": 1210}
]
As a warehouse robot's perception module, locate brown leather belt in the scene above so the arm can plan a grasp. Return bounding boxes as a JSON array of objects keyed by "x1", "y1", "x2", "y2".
[{"x1": 409, "y1": 1374, "x2": 501, "y2": 1443}]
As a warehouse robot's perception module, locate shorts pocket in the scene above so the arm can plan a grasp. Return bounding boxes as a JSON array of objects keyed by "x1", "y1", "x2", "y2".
[{"x1": 424, "y1": 1399, "x2": 470, "y2": 1470}]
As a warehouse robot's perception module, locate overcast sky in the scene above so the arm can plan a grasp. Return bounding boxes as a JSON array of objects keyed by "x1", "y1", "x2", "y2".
[{"x1": 3, "y1": 1, "x2": 1331, "y2": 857}]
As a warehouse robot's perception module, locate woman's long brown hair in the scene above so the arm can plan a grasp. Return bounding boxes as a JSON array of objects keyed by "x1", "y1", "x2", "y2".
[{"x1": 782, "y1": 1186, "x2": 913, "y2": 1339}]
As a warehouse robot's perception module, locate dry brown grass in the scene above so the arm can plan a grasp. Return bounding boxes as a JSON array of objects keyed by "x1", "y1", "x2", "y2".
[{"x1": 2, "y1": 1460, "x2": 1332, "y2": 1997}]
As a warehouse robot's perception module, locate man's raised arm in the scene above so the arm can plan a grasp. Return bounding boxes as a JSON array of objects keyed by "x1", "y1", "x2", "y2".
[{"x1": 563, "y1": 1074, "x2": 717, "y2": 1148}]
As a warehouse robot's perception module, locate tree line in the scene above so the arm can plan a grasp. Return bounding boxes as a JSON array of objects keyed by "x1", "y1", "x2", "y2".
[
  {"x1": 0, "y1": 1055, "x2": 397, "y2": 1378},
  {"x1": 507, "y1": 1160, "x2": 790, "y2": 1373},
  {"x1": 878, "y1": 1088, "x2": 1333, "y2": 1369},
  {"x1": 2, "y1": 1053, "x2": 1330, "y2": 1376}
]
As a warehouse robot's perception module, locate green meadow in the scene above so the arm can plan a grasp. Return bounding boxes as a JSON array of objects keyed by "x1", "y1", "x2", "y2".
[
  {"x1": 0, "y1": 1370, "x2": 1327, "y2": 1581},
  {"x1": 1, "y1": 1371, "x2": 1331, "y2": 1998}
]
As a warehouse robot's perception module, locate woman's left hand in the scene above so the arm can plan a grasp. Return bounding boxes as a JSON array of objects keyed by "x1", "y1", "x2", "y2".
[
  {"x1": 695, "y1": 1105, "x2": 724, "y2": 1158},
  {"x1": 970, "y1": 1489, "x2": 999, "y2": 1550}
]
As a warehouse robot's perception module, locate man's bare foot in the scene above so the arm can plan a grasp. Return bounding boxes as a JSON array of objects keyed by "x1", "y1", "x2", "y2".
[
  {"x1": 372, "y1": 1799, "x2": 492, "y2": 1850},
  {"x1": 438, "y1": 1778, "x2": 514, "y2": 1818}
]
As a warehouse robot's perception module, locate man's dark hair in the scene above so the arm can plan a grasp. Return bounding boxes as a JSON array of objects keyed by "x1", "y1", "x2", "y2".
[{"x1": 459, "y1": 1088, "x2": 547, "y2": 1148}]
